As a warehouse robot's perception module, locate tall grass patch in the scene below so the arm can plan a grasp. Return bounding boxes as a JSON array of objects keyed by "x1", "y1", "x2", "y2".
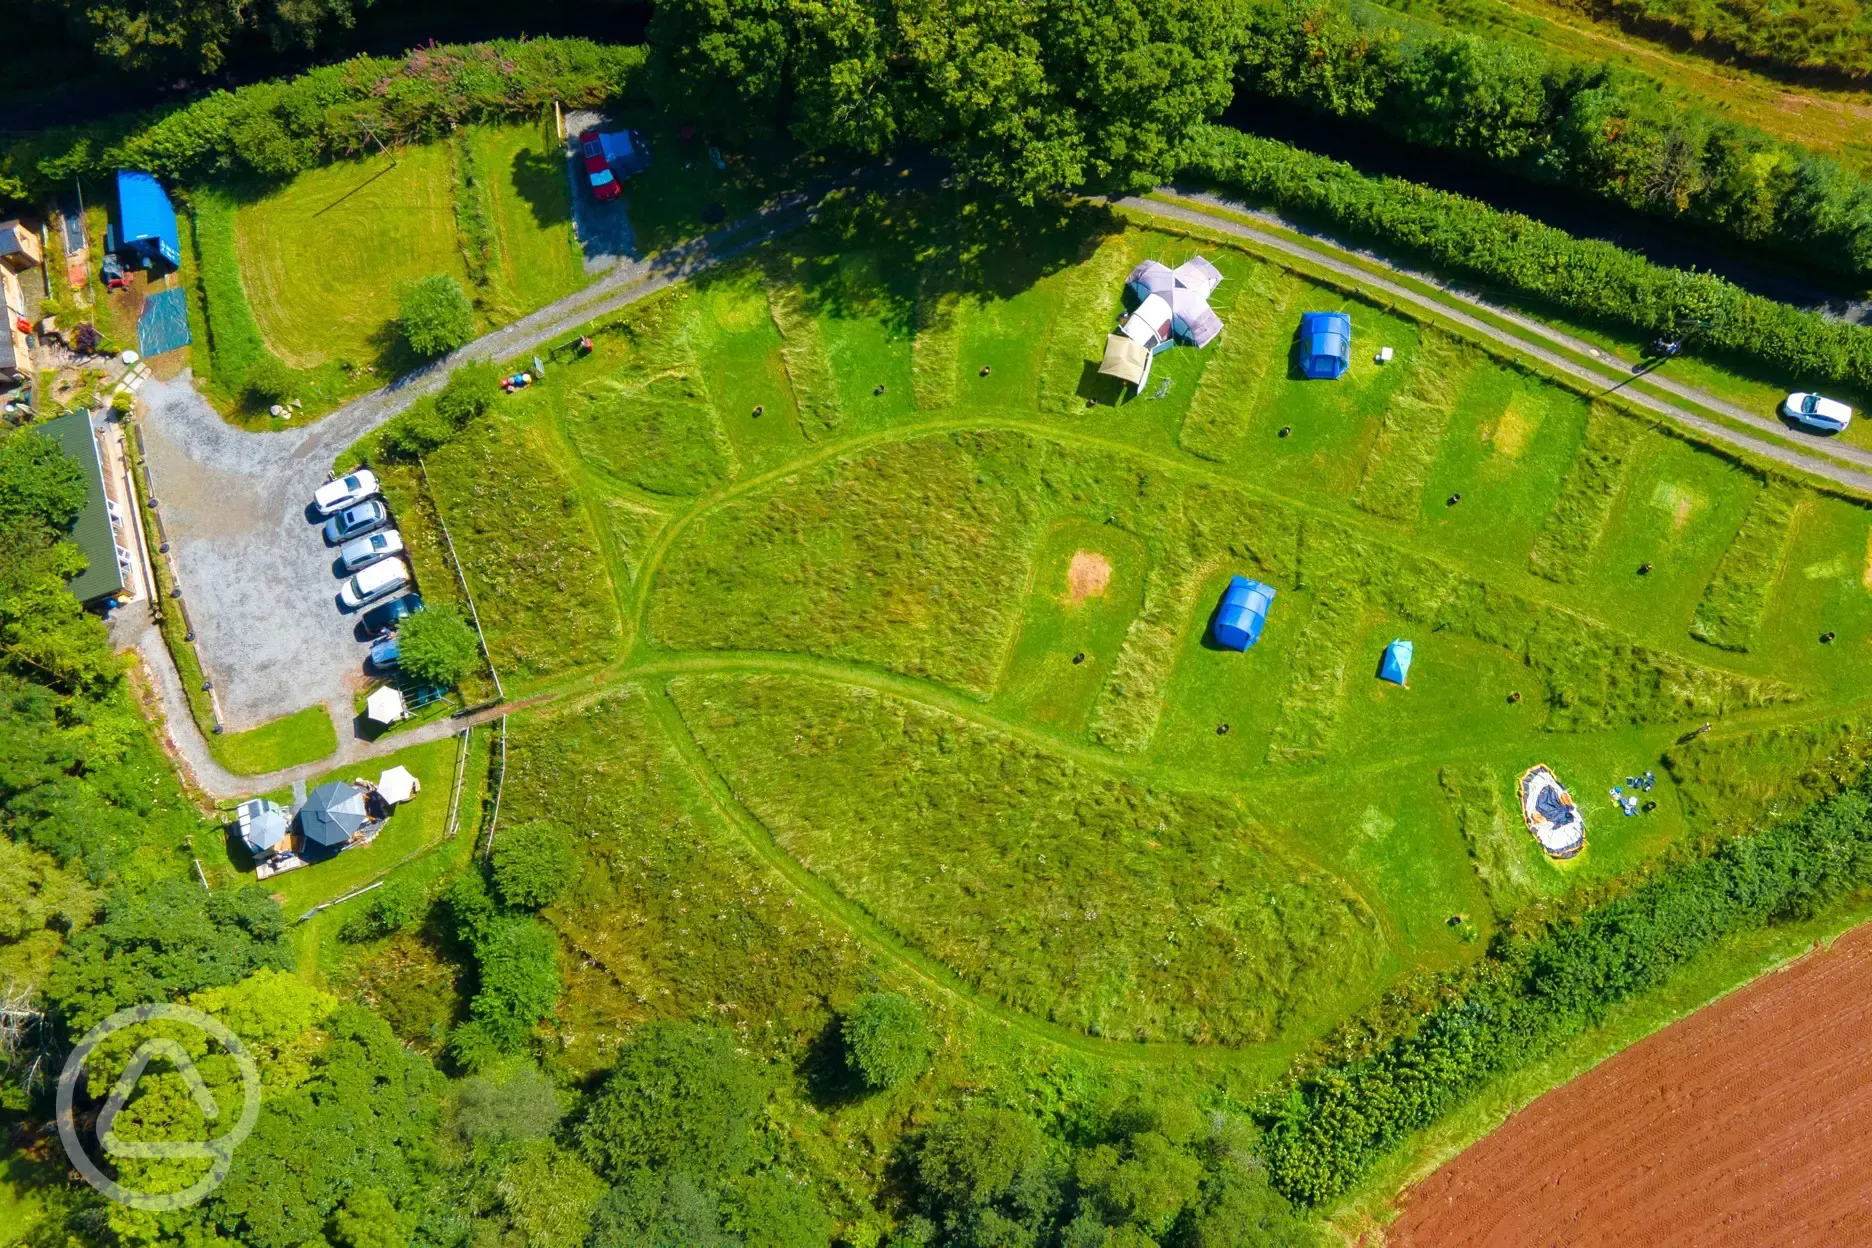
[
  {"x1": 423, "y1": 412, "x2": 620, "y2": 682},
  {"x1": 910, "y1": 266, "x2": 962, "y2": 410},
  {"x1": 564, "y1": 374, "x2": 733, "y2": 497},
  {"x1": 1353, "y1": 333, "x2": 1473, "y2": 521},
  {"x1": 502, "y1": 691, "x2": 879, "y2": 1069},
  {"x1": 1690, "y1": 481, "x2": 1802, "y2": 651},
  {"x1": 761, "y1": 254, "x2": 843, "y2": 437},
  {"x1": 1528, "y1": 404, "x2": 1639, "y2": 584},
  {"x1": 1267, "y1": 584, "x2": 1364, "y2": 762},
  {"x1": 671, "y1": 673, "x2": 1382, "y2": 1046},
  {"x1": 1438, "y1": 765, "x2": 1553, "y2": 919},
  {"x1": 1176, "y1": 263, "x2": 1304, "y2": 462},
  {"x1": 1036, "y1": 235, "x2": 1135, "y2": 415}
]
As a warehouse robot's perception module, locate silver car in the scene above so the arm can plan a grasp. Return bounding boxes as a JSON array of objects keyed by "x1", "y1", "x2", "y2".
[{"x1": 338, "y1": 529, "x2": 405, "y2": 573}]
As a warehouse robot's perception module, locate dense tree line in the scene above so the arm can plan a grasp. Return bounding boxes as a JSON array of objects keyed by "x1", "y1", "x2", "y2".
[
  {"x1": 1255, "y1": 777, "x2": 1872, "y2": 1206},
  {"x1": 1235, "y1": 0, "x2": 1872, "y2": 281},
  {"x1": 23, "y1": 0, "x2": 375, "y2": 79},
  {"x1": 0, "y1": 38, "x2": 644, "y2": 207},
  {"x1": 647, "y1": 0, "x2": 1244, "y2": 202},
  {"x1": 1182, "y1": 124, "x2": 1872, "y2": 391}
]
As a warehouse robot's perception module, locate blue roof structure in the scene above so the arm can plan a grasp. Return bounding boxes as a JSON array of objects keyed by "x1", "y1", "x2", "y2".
[
  {"x1": 1213, "y1": 576, "x2": 1276, "y2": 651},
  {"x1": 1299, "y1": 311, "x2": 1351, "y2": 380},
  {"x1": 1379, "y1": 638, "x2": 1413, "y2": 685},
  {"x1": 115, "y1": 171, "x2": 180, "y2": 270}
]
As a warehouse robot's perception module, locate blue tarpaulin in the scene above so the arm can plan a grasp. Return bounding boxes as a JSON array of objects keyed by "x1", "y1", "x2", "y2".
[
  {"x1": 1299, "y1": 311, "x2": 1351, "y2": 380},
  {"x1": 137, "y1": 287, "x2": 191, "y2": 357},
  {"x1": 115, "y1": 171, "x2": 180, "y2": 270},
  {"x1": 1379, "y1": 638, "x2": 1413, "y2": 685},
  {"x1": 1214, "y1": 576, "x2": 1276, "y2": 651}
]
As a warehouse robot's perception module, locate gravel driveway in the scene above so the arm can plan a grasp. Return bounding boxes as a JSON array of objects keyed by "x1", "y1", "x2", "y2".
[
  {"x1": 139, "y1": 375, "x2": 382, "y2": 731},
  {"x1": 564, "y1": 108, "x2": 638, "y2": 272}
]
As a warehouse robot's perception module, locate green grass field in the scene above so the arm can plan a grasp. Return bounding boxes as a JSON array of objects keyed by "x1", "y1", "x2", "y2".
[
  {"x1": 396, "y1": 197, "x2": 1872, "y2": 1226},
  {"x1": 206, "y1": 705, "x2": 337, "y2": 775}
]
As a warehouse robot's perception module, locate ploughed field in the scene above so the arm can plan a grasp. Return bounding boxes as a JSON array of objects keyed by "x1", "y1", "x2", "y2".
[
  {"x1": 384, "y1": 195, "x2": 1872, "y2": 1076},
  {"x1": 1388, "y1": 922, "x2": 1872, "y2": 1246}
]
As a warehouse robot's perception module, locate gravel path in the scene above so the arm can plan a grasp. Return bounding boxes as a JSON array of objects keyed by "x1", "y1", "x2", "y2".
[{"x1": 1122, "y1": 193, "x2": 1872, "y2": 497}]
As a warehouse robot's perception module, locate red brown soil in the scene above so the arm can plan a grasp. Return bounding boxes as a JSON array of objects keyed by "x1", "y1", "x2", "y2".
[
  {"x1": 1388, "y1": 923, "x2": 1872, "y2": 1248},
  {"x1": 1063, "y1": 550, "x2": 1112, "y2": 604}
]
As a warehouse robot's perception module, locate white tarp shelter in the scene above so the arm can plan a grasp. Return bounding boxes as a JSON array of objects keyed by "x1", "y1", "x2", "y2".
[
  {"x1": 366, "y1": 685, "x2": 407, "y2": 725},
  {"x1": 1099, "y1": 334, "x2": 1151, "y2": 388},
  {"x1": 377, "y1": 765, "x2": 420, "y2": 805}
]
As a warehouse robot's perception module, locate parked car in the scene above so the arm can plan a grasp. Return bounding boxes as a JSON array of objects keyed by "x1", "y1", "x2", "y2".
[
  {"x1": 323, "y1": 499, "x2": 388, "y2": 544},
  {"x1": 361, "y1": 593, "x2": 423, "y2": 638},
  {"x1": 369, "y1": 634, "x2": 400, "y2": 670},
  {"x1": 1783, "y1": 392, "x2": 1853, "y2": 433},
  {"x1": 338, "y1": 529, "x2": 405, "y2": 573},
  {"x1": 579, "y1": 129, "x2": 621, "y2": 202},
  {"x1": 338, "y1": 557, "x2": 410, "y2": 610},
  {"x1": 313, "y1": 469, "x2": 380, "y2": 516}
]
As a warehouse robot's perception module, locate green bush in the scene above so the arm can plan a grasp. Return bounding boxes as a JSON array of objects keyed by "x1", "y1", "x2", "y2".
[
  {"x1": 339, "y1": 873, "x2": 428, "y2": 943},
  {"x1": 400, "y1": 275, "x2": 475, "y2": 358},
  {"x1": 243, "y1": 355, "x2": 295, "y2": 407},
  {"x1": 435, "y1": 361, "x2": 501, "y2": 427},
  {"x1": 397, "y1": 602, "x2": 480, "y2": 687},
  {"x1": 1255, "y1": 778, "x2": 1872, "y2": 1206},
  {"x1": 491, "y1": 820, "x2": 578, "y2": 911},
  {"x1": 842, "y1": 992, "x2": 933, "y2": 1091},
  {"x1": 576, "y1": 1022, "x2": 764, "y2": 1185},
  {"x1": 1181, "y1": 124, "x2": 1872, "y2": 392},
  {"x1": 1235, "y1": 0, "x2": 1872, "y2": 277}
]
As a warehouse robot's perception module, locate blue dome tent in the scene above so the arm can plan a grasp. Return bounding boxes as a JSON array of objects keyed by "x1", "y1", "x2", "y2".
[
  {"x1": 1298, "y1": 311, "x2": 1352, "y2": 380},
  {"x1": 1213, "y1": 576, "x2": 1276, "y2": 651},
  {"x1": 1379, "y1": 638, "x2": 1413, "y2": 685}
]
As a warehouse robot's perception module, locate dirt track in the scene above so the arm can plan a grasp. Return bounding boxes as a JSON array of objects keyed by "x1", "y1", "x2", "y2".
[{"x1": 1388, "y1": 924, "x2": 1872, "y2": 1247}]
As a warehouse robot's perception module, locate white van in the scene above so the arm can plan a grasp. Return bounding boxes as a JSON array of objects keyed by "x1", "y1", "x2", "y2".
[{"x1": 338, "y1": 557, "x2": 411, "y2": 610}]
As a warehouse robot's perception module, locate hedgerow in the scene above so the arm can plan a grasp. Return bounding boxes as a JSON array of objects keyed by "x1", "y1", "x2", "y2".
[
  {"x1": 1690, "y1": 481, "x2": 1802, "y2": 652},
  {"x1": 0, "y1": 40, "x2": 646, "y2": 206},
  {"x1": 1180, "y1": 125, "x2": 1872, "y2": 393},
  {"x1": 1257, "y1": 777, "x2": 1872, "y2": 1206},
  {"x1": 1235, "y1": 0, "x2": 1872, "y2": 275}
]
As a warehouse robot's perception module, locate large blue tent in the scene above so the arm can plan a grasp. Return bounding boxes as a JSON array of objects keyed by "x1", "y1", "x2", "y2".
[
  {"x1": 113, "y1": 170, "x2": 181, "y2": 271},
  {"x1": 1298, "y1": 311, "x2": 1351, "y2": 380},
  {"x1": 1379, "y1": 638, "x2": 1413, "y2": 685},
  {"x1": 1213, "y1": 576, "x2": 1276, "y2": 651}
]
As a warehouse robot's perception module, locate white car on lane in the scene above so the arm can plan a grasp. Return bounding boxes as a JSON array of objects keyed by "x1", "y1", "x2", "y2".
[
  {"x1": 1783, "y1": 392, "x2": 1853, "y2": 433},
  {"x1": 338, "y1": 557, "x2": 411, "y2": 610},
  {"x1": 338, "y1": 529, "x2": 404, "y2": 573},
  {"x1": 313, "y1": 470, "x2": 381, "y2": 516}
]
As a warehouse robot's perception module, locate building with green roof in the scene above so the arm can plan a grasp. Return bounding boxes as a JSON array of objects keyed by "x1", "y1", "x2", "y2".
[{"x1": 40, "y1": 411, "x2": 128, "y2": 606}]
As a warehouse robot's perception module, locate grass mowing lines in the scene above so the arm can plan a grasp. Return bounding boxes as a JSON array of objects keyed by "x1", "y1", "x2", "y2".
[
  {"x1": 1690, "y1": 481, "x2": 1803, "y2": 652},
  {"x1": 598, "y1": 495, "x2": 669, "y2": 588},
  {"x1": 647, "y1": 431, "x2": 1044, "y2": 697},
  {"x1": 423, "y1": 410, "x2": 620, "y2": 683},
  {"x1": 1176, "y1": 263, "x2": 1304, "y2": 462},
  {"x1": 1036, "y1": 234, "x2": 1136, "y2": 415},
  {"x1": 911, "y1": 264, "x2": 962, "y2": 410},
  {"x1": 1352, "y1": 332, "x2": 1474, "y2": 522},
  {"x1": 1529, "y1": 403, "x2": 1641, "y2": 584},
  {"x1": 468, "y1": 117, "x2": 587, "y2": 317},
  {"x1": 669, "y1": 672, "x2": 1384, "y2": 1046},
  {"x1": 233, "y1": 143, "x2": 468, "y2": 371},
  {"x1": 501, "y1": 689, "x2": 879, "y2": 1069},
  {"x1": 1437, "y1": 765, "x2": 1555, "y2": 920},
  {"x1": 1268, "y1": 584, "x2": 1364, "y2": 763},
  {"x1": 761, "y1": 253, "x2": 843, "y2": 438}
]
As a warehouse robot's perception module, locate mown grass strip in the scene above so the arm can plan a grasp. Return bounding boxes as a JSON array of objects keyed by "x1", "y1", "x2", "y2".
[
  {"x1": 1177, "y1": 264, "x2": 1303, "y2": 461},
  {"x1": 911, "y1": 268, "x2": 962, "y2": 410},
  {"x1": 1690, "y1": 481, "x2": 1803, "y2": 652},
  {"x1": 1527, "y1": 403, "x2": 1640, "y2": 584},
  {"x1": 762, "y1": 257, "x2": 842, "y2": 437},
  {"x1": 1036, "y1": 235, "x2": 1134, "y2": 415},
  {"x1": 1267, "y1": 584, "x2": 1363, "y2": 762},
  {"x1": 1438, "y1": 764, "x2": 1550, "y2": 920},
  {"x1": 1353, "y1": 332, "x2": 1472, "y2": 521}
]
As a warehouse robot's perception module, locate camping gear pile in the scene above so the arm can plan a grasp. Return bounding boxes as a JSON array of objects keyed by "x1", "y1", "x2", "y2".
[
  {"x1": 1519, "y1": 764, "x2": 1585, "y2": 858},
  {"x1": 1099, "y1": 257, "x2": 1225, "y2": 394},
  {"x1": 501, "y1": 371, "x2": 533, "y2": 392},
  {"x1": 1610, "y1": 770, "x2": 1656, "y2": 817}
]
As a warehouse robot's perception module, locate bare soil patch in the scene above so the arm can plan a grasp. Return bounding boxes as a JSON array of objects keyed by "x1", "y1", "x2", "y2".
[
  {"x1": 1388, "y1": 922, "x2": 1872, "y2": 1247},
  {"x1": 1064, "y1": 550, "x2": 1113, "y2": 604}
]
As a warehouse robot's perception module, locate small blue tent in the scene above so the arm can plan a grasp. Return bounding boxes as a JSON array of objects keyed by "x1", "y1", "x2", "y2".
[
  {"x1": 1298, "y1": 311, "x2": 1352, "y2": 380},
  {"x1": 114, "y1": 171, "x2": 181, "y2": 271},
  {"x1": 1379, "y1": 638, "x2": 1413, "y2": 685},
  {"x1": 1214, "y1": 576, "x2": 1276, "y2": 651}
]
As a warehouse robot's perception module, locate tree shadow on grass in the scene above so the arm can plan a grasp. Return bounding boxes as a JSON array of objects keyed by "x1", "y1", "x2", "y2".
[
  {"x1": 509, "y1": 146, "x2": 574, "y2": 232},
  {"x1": 797, "y1": 1015, "x2": 866, "y2": 1110}
]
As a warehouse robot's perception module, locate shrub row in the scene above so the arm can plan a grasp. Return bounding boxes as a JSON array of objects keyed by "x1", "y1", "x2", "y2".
[
  {"x1": 0, "y1": 39, "x2": 644, "y2": 206},
  {"x1": 1236, "y1": 0, "x2": 1872, "y2": 277},
  {"x1": 1258, "y1": 777, "x2": 1872, "y2": 1205},
  {"x1": 1180, "y1": 124, "x2": 1872, "y2": 393}
]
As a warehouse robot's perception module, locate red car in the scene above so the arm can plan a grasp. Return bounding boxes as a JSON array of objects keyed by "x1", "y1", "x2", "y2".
[{"x1": 579, "y1": 129, "x2": 621, "y2": 201}]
